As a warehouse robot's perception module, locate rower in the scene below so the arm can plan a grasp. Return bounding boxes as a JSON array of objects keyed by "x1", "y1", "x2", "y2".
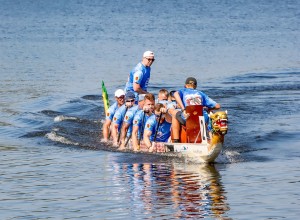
[
  {"x1": 143, "y1": 103, "x2": 172, "y2": 152},
  {"x1": 111, "y1": 91, "x2": 137, "y2": 147},
  {"x1": 101, "y1": 89, "x2": 125, "y2": 143},
  {"x1": 131, "y1": 93, "x2": 155, "y2": 151},
  {"x1": 170, "y1": 77, "x2": 221, "y2": 143}
]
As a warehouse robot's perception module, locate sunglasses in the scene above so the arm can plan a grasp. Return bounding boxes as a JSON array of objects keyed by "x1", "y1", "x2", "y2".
[
  {"x1": 126, "y1": 99, "x2": 135, "y2": 103},
  {"x1": 146, "y1": 58, "x2": 155, "y2": 62},
  {"x1": 117, "y1": 96, "x2": 125, "y2": 99}
]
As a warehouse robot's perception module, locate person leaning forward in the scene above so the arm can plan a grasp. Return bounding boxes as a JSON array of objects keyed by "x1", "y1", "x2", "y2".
[
  {"x1": 124, "y1": 51, "x2": 155, "y2": 101},
  {"x1": 170, "y1": 77, "x2": 221, "y2": 142},
  {"x1": 117, "y1": 93, "x2": 145, "y2": 150},
  {"x1": 131, "y1": 93, "x2": 155, "y2": 151},
  {"x1": 101, "y1": 89, "x2": 125, "y2": 142},
  {"x1": 144, "y1": 103, "x2": 172, "y2": 152},
  {"x1": 111, "y1": 91, "x2": 136, "y2": 146}
]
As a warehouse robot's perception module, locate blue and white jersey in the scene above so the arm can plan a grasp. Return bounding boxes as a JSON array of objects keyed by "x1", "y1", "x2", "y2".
[
  {"x1": 122, "y1": 105, "x2": 140, "y2": 136},
  {"x1": 132, "y1": 110, "x2": 151, "y2": 139},
  {"x1": 124, "y1": 62, "x2": 151, "y2": 100},
  {"x1": 105, "y1": 102, "x2": 121, "y2": 121},
  {"x1": 113, "y1": 105, "x2": 139, "y2": 136},
  {"x1": 178, "y1": 88, "x2": 217, "y2": 130},
  {"x1": 113, "y1": 105, "x2": 127, "y2": 126},
  {"x1": 144, "y1": 114, "x2": 171, "y2": 142},
  {"x1": 178, "y1": 88, "x2": 217, "y2": 108}
]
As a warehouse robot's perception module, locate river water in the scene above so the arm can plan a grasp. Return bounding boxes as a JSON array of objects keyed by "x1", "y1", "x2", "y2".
[{"x1": 1, "y1": 0, "x2": 300, "y2": 219}]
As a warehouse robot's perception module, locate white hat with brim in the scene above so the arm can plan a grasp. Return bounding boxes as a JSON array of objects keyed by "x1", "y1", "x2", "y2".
[
  {"x1": 115, "y1": 89, "x2": 125, "y2": 97},
  {"x1": 143, "y1": 51, "x2": 154, "y2": 58}
]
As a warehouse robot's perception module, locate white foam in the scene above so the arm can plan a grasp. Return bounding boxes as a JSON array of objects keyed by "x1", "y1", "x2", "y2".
[
  {"x1": 216, "y1": 149, "x2": 241, "y2": 163},
  {"x1": 54, "y1": 115, "x2": 78, "y2": 122},
  {"x1": 45, "y1": 131, "x2": 79, "y2": 146}
]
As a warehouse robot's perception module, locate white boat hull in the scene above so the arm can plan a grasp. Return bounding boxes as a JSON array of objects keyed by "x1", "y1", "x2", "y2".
[{"x1": 164, "y1": 142, "x2": 223, "y2": 163}]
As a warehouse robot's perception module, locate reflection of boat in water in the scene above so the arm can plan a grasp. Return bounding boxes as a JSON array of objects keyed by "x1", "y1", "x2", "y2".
[
  {"x1": 170, "y1": 162, "x2": 230, "y2": 218},
  {"x1": 114, "y1": 105, "x2": 228, "y2": 163},
  {"x1": 109, "y1": 158, "x2": 230, "y2": 219}
]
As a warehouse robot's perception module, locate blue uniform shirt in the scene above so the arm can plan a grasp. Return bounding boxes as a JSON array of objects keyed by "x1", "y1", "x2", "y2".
[
  {"x1": 178, "y1": 88, "x2": 217, "y2": 108},
  {"x1": 105, "y1": 102, "x2": 120, "y2": 121},
  {"x1": 144, "y1": 114, "x2": 171, "y2": 142},
  {"x1": 178, "y1": 88, "x2": 217, "y2": 130},
  {"x1": 122, "y1": 105, "x2": 140, "y2": 136},
  {"x1": 113, "y1": 105, "x2": 128, "y2": 127},
  {"x1": 113, "y1": 105, "x2": 137, "y2": 136},
  {"x1": 124, "y1": 62, "x2": 151, "y2": 100},
  {"x1": 132, "y1": 110, "x2": 151, "y2": 139}
]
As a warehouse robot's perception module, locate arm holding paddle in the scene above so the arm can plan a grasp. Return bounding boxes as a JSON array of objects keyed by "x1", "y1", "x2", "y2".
[
  {"x1": 143, "y1": 129, "x2": 153, "y2": 149},
  {"x1": 118, "y1": 120, "x2": 130, "y2": 150},
  {"x1": 101, "y1": 89, "x2": 126, "y2": 143},
  {"x1": 131, "y1": 124, "x2": 140, "y2": 151},
  {"x1": 111, "y1": 104, "x2": 129, "y2": 146},
  {"x1": 174, "y1": 91, "x2": 190, "y2": 119},
  {"x1": 111, "y1": 123, "x2": 119, "y2": 146},
  {"x1": 118, "y1": 101, "x2": 134, "y2": 149},
  {"x1": 145, "y1": 104, "x2": 166, "y2": 152}
]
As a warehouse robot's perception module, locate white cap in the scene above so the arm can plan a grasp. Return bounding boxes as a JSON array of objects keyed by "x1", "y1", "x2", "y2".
[
  {"x1": 143, "y1": 51, "x2": 154, "y2": 58},
  {"x1": 115, "y1": 89, "x2": 125, "y2": 97}
]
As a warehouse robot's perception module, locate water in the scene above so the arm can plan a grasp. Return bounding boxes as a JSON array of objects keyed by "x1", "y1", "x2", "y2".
[{"x1": 1, "y1": 0, "x2": 300, "y2": 219}]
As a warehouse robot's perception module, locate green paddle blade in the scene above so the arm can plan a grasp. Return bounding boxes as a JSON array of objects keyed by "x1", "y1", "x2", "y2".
[{"x1": 101, "y1": 80, "x2": 110, "y2": 114}]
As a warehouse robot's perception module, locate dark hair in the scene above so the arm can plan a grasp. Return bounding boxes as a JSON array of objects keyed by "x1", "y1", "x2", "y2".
[
  {"x1": 185, "y1": 77, "x2": 197, "y2": 86},
  {"x1": 169, "y1": 90, "x2": 176, "y2": 97}
]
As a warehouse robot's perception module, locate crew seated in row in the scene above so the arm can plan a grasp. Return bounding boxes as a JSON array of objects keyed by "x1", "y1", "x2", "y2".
[
  {"x1": 106, "y1": 90, "x2": 172, "y2": 151},
  {"x1": 102, "y1": 77, "x2": 220, "y2": 150}
]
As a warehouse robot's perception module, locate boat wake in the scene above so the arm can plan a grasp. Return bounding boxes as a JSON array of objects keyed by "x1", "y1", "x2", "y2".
[
  {"x1": 18, "y1": 71, "x2": 300, "y2": 164},
  {"x1": 54, "y1": 115, "x2": 79, "y2": 122},
  {"x1": 45, "y1": 131, "x2": 79, "y2": 146}
]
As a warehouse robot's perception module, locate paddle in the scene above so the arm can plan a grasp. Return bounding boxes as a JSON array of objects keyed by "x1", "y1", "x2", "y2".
[
  {"x1": 153, "y1": 112, "x2": 162, "y2": 142},
  {"x1": 101, "y1": 80, "x2": 110, "y2": 114},
  {"x1": 138, "y1": 111, "x2": 146, "y2": 146},
  {"x1": 124, "y1": 133, "x2": 131, "y2": 148}
]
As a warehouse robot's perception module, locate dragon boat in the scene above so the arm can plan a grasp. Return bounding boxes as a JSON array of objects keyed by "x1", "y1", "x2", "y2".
[
  {"x1": 101, "y1": 82, "x2": 228, "y2": 163},
  {"x1": 116, "y1": 105, "x2": 228, "y2": 163}
]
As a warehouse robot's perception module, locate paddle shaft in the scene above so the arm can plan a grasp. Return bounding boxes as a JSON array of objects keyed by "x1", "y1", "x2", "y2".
[
  {"x1": 138, "y1": 112, "x2": 146, "y2": 145},
  {"x1": 153, "y1": 112, "x2": 162, "y2": 142},
  {"x1": 124, "y1": 133, "x2": 131, "y2": 147}
]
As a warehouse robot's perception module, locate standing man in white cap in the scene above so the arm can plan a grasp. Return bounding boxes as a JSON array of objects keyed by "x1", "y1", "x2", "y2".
[
  {"x1": 101, "y1": 89, "x2": 125, "y2": 142},
  {"x1": 124, "y1": 51, "x2": 155, "y2": 101}
]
